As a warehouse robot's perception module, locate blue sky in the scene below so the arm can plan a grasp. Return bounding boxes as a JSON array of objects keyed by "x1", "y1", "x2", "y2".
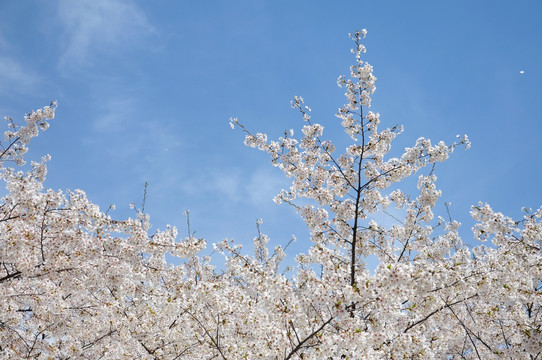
[{"x1": 1, "y1": 1, "x2": 541, "y2": 262}]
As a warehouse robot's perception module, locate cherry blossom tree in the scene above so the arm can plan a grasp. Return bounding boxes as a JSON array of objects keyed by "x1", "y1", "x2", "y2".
[
  {"x1": 1, "y1": 30, "x2": 541, "y2": 359},
  {"x1": 0, "y1": 104, "x2": 208, "y2": 358}
]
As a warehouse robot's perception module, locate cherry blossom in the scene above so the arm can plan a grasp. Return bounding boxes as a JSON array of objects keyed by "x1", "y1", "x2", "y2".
[{"x1": 1, "y1": 30, "x2": 540, "y2": 359}]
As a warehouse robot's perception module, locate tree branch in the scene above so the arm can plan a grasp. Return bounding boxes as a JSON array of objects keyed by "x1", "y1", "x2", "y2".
[{"x1": 284, "y1": 316, "x2": 333, "y2": 360}]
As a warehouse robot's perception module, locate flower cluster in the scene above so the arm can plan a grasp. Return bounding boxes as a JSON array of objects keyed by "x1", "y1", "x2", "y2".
[{"x1": 1, "y1": 31, "x2": 540, "y2": 359}]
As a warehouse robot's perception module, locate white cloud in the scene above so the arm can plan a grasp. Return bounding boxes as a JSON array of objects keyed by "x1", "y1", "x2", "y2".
[
  {"x1": 188, "y1": 167, "x2": 285, "y2": 206},
  {"x1": 173, "y1": 169, "x2": 242, "y2": 203},
  {"x1": 92, "y1": 97, "x2": 133, "y2": 132},
  {"x1": 246, "y1": 168, "x2": 286, "y2": 206},
  {"x1": 211, "y1": 170, "x2": 242, "y2": 202},
  {"x1": 0, "y1": 55, "x2": 40, "y2": 95},
  {"x1": 81, "y1": 95, "x2": 183, "y2": 175},
  {"x1": 0, "y1": 32, "x2": 40, "y2": 95},
  {"x1": 170, "y1": 167, "x2": 285, "y2": 206},
  {"x1": 56, "y1": 0, "x2": 155, "y2": 69}
]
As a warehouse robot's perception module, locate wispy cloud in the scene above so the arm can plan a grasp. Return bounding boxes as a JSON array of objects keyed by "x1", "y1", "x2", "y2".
[
  {"x1": 85, "y1": 96, "x2": 183, "y2": 162},
  {"x1": 0, "y1": 55, "x2": 40, "y2": 95},
  {"x1": 246, "y1": 168, "x2": 286, "y2": 206},
  {"x1": 0, "y1": 33, "x2": 40, "y2": 95},
  {"x1": 56, "y1": 0, "x2": 155, "y2": 70},
  {"x1": 92, "y1": 97, "x2": 133, "y2": 133},
  {"x1": 174, "y1": 167, "x2": 286, "y2": 207},
  {"x1": 212, "y1": 170, "x2": 243, "y2": 202}
]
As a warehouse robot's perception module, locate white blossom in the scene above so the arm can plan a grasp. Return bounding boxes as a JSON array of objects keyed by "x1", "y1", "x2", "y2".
[{"x1": 1, "y1": 33, "x2": 540, "y2": 360}]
